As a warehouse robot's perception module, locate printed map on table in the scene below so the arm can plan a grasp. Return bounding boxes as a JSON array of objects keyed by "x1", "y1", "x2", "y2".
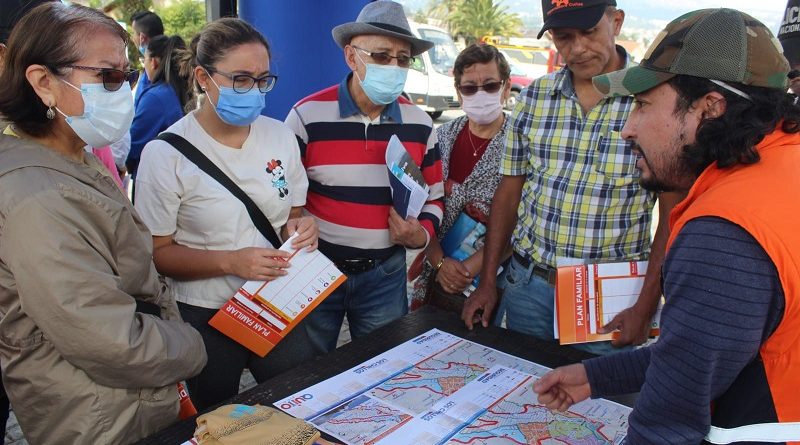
[{"x1": 275, "y1": 329, "x2": 630, "y2": 445}]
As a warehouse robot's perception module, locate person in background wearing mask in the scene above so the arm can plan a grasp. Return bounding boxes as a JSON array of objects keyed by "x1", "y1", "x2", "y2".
[
  {"x1": 0, "y1": 3, "x2": 207, "y2": 443},
  {"x1": 285, "y1": 0, "x2": 444, "y2": 355},
  {"x1": 122, "y1": 10, "x2": 164, "y2": 193},
  {"x1": 134, "y1": 18, "x2": 319, "y2": 411},
  {"x1": 127, "y1": 35, "x2": 191, "y2": 187},
  {"x1": 130, "y1": 10, "x2": 164, "y2": 108},
  {"x1": 462, "y1": 0, "x2": 683, "y2": 355},
  {"x1": 409, "y1": 43, "x2": 512, "y2": 309}
]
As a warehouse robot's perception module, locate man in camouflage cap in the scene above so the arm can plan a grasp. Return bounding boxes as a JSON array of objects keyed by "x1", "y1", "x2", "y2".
[{"x1": 534, "y1": 9, "x2": 800, "y2": 443}]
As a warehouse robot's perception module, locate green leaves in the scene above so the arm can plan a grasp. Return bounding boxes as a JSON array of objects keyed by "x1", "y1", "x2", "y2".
[{"x1": 421, "y1": 0, "x2": 523, "y2": 45}]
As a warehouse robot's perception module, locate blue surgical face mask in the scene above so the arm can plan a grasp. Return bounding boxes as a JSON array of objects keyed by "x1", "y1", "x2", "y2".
[
  {"x1": 354, "y1": 52, "x2": 408, "y2": 105},
  {"x1": 57, "y1": 80, "x2": 134, "y2": 148},
  {"x1": 138, "y1": 44, "x2": 146, "y2": 57},
  {"x1": 206, "y1": 72, "x2": 266, "y2": 126}
]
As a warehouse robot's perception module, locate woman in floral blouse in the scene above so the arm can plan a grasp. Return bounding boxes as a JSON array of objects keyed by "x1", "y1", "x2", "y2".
[{"x1": 411, "y1": 44, "x2": 514, "y2": 309}]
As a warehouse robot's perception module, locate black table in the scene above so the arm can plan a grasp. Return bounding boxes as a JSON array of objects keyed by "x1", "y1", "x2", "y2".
[{"x1": 138, "y1": 305, "x2": 635, "y2": 444}]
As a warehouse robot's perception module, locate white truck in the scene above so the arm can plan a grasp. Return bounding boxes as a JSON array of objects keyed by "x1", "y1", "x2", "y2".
[{"x1": 405, "y1": 22, "x2": 461, "y2": 119}]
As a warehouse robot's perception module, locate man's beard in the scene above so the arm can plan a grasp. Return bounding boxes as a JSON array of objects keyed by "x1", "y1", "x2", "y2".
[{"x1": 637, "y1": 142, "x2": 696, "y2": 193}]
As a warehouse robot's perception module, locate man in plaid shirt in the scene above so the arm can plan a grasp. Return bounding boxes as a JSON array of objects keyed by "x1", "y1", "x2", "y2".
[{"x1": 462, "y1": 0, "x2": 683, "y2": 354}]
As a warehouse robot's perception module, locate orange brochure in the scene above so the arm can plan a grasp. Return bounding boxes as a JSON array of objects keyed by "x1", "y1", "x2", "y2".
[
  {"x1": 555, "y1": 261, "x2": 661, "y2": 345},
  {"x1": 209, "y1": 237, "x2": 346, "y2": 357}
]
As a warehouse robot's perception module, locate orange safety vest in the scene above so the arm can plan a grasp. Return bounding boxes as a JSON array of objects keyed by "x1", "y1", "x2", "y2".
[{"x1": 667, "y1": 129, "x2": 800, "y2": 444}]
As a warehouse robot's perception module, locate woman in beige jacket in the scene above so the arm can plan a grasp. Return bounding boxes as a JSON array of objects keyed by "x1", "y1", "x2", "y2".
[{"x1": 0, "y1": 4, "x2": 206, "y2": 444}]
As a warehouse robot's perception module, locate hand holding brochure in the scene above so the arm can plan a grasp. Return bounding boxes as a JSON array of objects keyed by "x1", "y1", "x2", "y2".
[
  {"x1": 555, "y1": 261, "x2": 662, "y2": 344},
  {"x1": 209, "y1": 234, "x2": 346, "y2": 356},
  {"x1": 386, "y1": 134, "x2": 429, "y2": 218}
]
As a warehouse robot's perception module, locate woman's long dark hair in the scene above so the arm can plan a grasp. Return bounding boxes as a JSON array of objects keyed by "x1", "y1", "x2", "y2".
[
  {"x1": 669, "y1": 75, "x2": 800, "y2": 176},
  {"x1": 146, "y1": 35, "x2": 192, "y2": 110}
]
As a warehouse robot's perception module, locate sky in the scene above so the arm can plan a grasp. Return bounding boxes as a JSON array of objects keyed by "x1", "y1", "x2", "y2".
[
  {"x1": 401, "y1": 0, "x2": 792, "y2": 35},
  {"x1": 605, "y1": 0, "x2": 789, "y2": 33}
]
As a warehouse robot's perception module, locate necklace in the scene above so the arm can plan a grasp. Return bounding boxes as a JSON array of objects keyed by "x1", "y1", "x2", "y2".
[{"x1": 467, "y1": 128, "x2": 490, "y2": 157}]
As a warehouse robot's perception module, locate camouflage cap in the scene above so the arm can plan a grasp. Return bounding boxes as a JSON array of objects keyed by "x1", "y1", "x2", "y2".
[{"x1": 593, "y1": 8, "x2": 790, "y2": 97}]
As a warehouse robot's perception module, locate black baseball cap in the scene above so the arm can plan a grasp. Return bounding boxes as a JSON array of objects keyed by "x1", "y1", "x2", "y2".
[{"x1": 538, "y1": 0, "x2": 617, "y2": 39}]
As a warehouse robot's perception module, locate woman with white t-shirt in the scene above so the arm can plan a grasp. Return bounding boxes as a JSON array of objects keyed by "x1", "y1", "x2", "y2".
[{"x1": 134, "y1": 18, "x2": 319, "y2": 411}]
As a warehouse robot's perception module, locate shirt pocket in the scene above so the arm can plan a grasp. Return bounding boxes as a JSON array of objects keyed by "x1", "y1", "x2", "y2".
[{"x1": 593, "y1": 131, "x2": 638, "y2": 180}]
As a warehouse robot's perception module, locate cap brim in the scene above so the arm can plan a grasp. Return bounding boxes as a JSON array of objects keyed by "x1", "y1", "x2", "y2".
[
  {"x1": 332, "y1": 22, "x2": 434, "y2": 56},
  {"x1": 537, "y1": 3, "x2": 606, "y2": 39},
  {"x1": 592, "y1": 65, "x2": 676, "y2": 97}
]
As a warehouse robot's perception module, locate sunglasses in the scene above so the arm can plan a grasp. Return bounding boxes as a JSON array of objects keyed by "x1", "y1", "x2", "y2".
[
  {"x1": 352, "y1": 46, "x2": 415, "y2": 68},
  {"x1": 63, "y1": 65, "x2": 139, "y2": 92},
  {"x1": 457, "y1": 81, "x2": 505, "y2": 96}
]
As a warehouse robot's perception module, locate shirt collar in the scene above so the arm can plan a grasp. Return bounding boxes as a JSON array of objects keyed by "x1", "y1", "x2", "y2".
[
  {"x1": 337, "y1": 73, "x2": 403, "y2": 124},
  {"x1": 549, "y1": 45, "x2": 632, "y2": 98}
]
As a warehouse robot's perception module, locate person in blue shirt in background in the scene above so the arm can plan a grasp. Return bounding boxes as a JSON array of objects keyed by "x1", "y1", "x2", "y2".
[
  {"x1": 127, "y1": 35, "x2": 191, "y2": 197},
  {"x1": 131, "y1": 11, "x2": 164, "y2": 106}
]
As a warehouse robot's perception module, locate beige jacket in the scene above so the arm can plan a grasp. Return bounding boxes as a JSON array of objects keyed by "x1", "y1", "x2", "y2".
[{"x1": 0, "y1": 134, "x2": 207, "y2": 444}]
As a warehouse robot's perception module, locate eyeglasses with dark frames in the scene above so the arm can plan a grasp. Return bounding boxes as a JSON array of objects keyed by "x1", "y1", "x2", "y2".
[
  {"x1": 206, "y1": 68, "x2": 278, "y2": 94},
  {"x1": 456, "y1": 81, "x2": 505, "y2": 96},
  {"x1": 351, "y1": 46, "x2": 415, "y2": 68},
  {"x1": 62, "y1": 65, "x2": 139, "y2": 92}
]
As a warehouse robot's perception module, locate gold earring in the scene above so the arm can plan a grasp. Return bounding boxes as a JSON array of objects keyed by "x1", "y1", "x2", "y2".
[{"x1": 46, "y1": 105, "x2": 55, "y2": 120}]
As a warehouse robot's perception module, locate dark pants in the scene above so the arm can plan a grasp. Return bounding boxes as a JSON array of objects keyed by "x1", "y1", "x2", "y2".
[
  {"x1": 178, "y1": 302, "x2": 316, "y2": 411},
  {"x1": 0, "y1": 388, "x2": 8, "y2": 435}
]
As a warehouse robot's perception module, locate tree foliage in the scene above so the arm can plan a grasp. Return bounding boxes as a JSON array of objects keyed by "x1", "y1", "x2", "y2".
[
  {"x1": 447, "y1": 0, "x2": 523, "y2": 45},
  {"x1": 155, "y1": 0, "x2": 206, "y2": 44},
  {"x1": 422, "y1": 0, "x2": 523, "y2": 45}
]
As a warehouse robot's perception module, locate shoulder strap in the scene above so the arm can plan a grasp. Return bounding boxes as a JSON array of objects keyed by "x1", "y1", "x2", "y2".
[{"x1": 156, "y1": 132, "x2": 282, "y2": 248}]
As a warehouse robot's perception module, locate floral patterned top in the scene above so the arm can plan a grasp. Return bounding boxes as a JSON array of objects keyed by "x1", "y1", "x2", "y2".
[{"x1": 411, "y1": 113, "x2": 510, "y2": 308}]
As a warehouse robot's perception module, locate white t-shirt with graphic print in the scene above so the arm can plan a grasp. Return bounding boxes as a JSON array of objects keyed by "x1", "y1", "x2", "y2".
[{"x1": 135, "y1": 111, "x2": 308, "y2": 309}]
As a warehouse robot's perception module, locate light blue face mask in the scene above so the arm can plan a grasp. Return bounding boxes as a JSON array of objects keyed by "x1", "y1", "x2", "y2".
[
  {"x1": 354, "y1": 52, "x2": 408, "y2": 105},
  {"x1": 138, "y1": 44, "x2": 146, "y2": 57},
  {"x1": 57, "y1": 81, "x2": 134, "y2": 148},
  {"x1": 207, "y1": 73, "x2": 266, "y2": 126}
]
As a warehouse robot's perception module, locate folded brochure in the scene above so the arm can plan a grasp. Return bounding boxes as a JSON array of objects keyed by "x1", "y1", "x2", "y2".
[
  {"x1": 555, "y1": 261, "x2": 661, "y2": 344},
  {"x1": 209, "y1": 234, "x2": 346, "y2": 356},
  {"x1": 386, "y1": 134, "x2": 429, "y2": 219}
]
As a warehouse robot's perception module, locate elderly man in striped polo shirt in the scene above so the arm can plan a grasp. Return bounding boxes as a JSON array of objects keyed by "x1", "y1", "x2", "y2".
[{"x1": 285, "y1": 1, "x2": 444, "y2": 355}]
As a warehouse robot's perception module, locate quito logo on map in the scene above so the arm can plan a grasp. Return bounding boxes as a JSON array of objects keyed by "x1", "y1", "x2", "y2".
[{"x1": 280, "y1": 393, "x2": 313, "y2": 410}]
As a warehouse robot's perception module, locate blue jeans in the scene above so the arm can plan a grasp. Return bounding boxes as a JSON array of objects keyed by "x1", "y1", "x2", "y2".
[
  {"x1": 302, "y1": 249, "x2": 408, "y2": 355},
  {"x1": 495, "y1": 256, "x2": 627, "y2": 356}
]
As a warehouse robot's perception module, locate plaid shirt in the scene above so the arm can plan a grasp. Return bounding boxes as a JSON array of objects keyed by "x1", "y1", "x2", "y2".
[{"x1": 502, "y1": 54, "x2": 656, "y2": 267}]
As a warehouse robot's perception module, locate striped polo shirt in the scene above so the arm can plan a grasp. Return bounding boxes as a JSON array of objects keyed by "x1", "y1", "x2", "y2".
[{"x1": 285, "y1": 75, "x2": 444, "y2": 262}]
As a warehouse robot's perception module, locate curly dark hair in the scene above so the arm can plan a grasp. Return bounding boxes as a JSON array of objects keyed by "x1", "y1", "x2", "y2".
[{"x1": 669, "y1": 75, "x2": 800, "y2": 176}]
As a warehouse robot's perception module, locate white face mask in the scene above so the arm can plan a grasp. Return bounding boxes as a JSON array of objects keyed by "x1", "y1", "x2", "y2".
[
  {"x1": 461, "y1": 89, "x2": 504, "y2": 125},
  {"x1": 57, "y1": 81, "x2": 134, "y2": 148}
]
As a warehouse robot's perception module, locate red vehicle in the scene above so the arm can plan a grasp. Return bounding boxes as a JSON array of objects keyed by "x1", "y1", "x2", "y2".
[{"x1": 506, "y1": 61, "x2": 535, "y2": 110}]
